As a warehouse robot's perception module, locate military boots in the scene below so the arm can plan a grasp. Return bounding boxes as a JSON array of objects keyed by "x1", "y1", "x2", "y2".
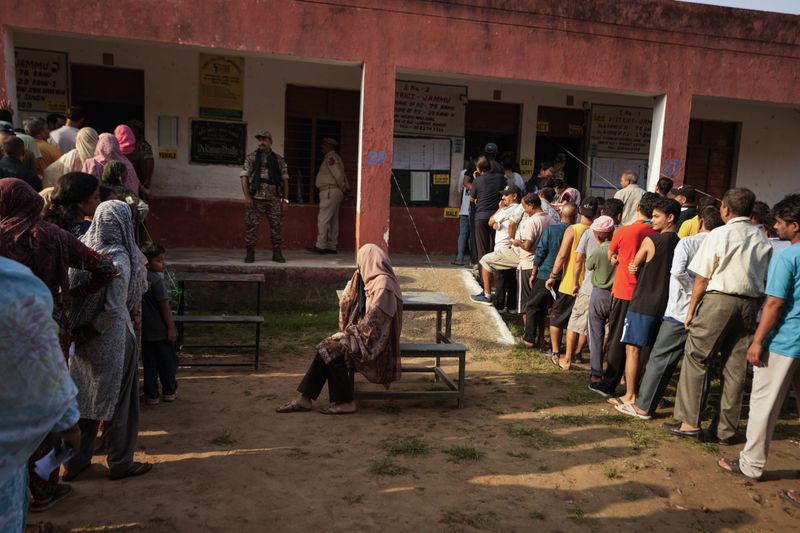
[{"x1": 272, "y1": 246, "x2": 286, "y2": 263}]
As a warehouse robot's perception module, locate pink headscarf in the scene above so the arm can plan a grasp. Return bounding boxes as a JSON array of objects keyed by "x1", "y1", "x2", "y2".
[
  {"x1": 82, "y1": 133, "x2": 141, "y2": 193},
  {"x1": 114, "y1": 125, "x2": 136, "y2": 156},
  {"x1": 356, "y1": 244, "x2": 402, "y2": 317}
]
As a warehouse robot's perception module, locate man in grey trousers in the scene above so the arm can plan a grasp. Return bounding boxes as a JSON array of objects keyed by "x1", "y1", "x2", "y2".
[{"x1": 664, "y1": 189, "x2": 773, "y2": 443}]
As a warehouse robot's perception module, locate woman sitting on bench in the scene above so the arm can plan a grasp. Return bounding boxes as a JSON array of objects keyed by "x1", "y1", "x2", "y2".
[{"x1": 277, "y1": 243, "x2": 402, "y2": 414}]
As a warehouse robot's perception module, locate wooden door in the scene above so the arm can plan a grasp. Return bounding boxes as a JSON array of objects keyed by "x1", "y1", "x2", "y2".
[{"x1": 684, "y1": 119, "x2": 738, "y2": 200}]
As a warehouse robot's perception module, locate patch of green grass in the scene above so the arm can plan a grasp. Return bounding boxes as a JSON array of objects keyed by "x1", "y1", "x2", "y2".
[
  {"x1": 505, "y1": 425, "x2": 576, "y2": 449},
  {"x1": 342, "y1": 493, "x2": 363, "y2": 504},
  {"x1": 694, "y1": 441, "x2": 719, "y2": 455},
  {"x1": 263, "y1": 310, "x2": 339, "y2": 336},
  {"x1": 566, "y1": 507, "x2": 593, "y2": 525},
  {"x1": 602, "y1": 464, "x2": 622, "y2": 479},
  {"x1": 368, "y1": 457, "x2": 410, "y2": 476},
  {"x1": 559, "y1": 389, "x2": 600, "y2": 405},
  {"x1": 627, "y1": 422, "x2": 654, "y2": 450},
  {"x1": 546, "y1": 412, "x2": 631, "y2": 426},
  {"x1": 439, "y1": 510, "x2": 497, "y2": 528},
  {"x1": 506, "y1": 450, "x2": 530, "y2": 459},
  {"x1": 442, "y1": 445, "x2": 485, "y2": 463},
  {"x1": 380, "y1": 435, "x2": 430, "y2": 457},
  {"x1": 529, "y1": 511, "x2": 545, "y2": 520},
  {"x1": 209, "y1": 428, "x2": 237, "y2": 446}
]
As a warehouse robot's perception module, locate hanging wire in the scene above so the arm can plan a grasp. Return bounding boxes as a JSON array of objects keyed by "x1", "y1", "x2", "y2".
[{"x1": 389, "y1": 171, "x2": 439, "y2": 275}]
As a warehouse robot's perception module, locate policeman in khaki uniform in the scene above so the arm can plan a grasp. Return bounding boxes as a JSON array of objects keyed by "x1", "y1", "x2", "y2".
[
  {"x1": 307, "y1": 137, "x2": 350, "y2": 254},
  {"x1": 240, "y1": 130, "x2": 289, "y2": 263}
]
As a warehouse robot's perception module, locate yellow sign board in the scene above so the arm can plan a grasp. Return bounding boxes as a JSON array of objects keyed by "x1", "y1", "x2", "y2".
[
  {"x1": 537, "y1": 121, "x2": 550, "y2": 133},
  {"x1": 569, "y1": 124, "x2": 584, "y2": 136},
  {"x1": 158, "y1": 148, "x2": 178, "y2": 160},
  {"x1": 432, "y1": 173, "x2": 450, "y2": 185},
  {"x1": 443, "y1": 208, "x2": 460, "y2": 218},
  {"x1": 199, "y1": 54, "x2": 245, "y2": 120},
  {"x1": 520, "y1": 157, "x2": 534, "y2": 176}
]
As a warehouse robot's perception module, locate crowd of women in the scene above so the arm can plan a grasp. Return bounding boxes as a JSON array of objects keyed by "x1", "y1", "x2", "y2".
[{"x1": 1, "y1": 109, "x2": 156, "y2": 532}]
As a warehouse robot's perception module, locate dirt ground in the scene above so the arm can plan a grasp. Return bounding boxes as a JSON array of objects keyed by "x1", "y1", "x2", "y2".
[{"x1": 39, "y1": 266, "x2": 800, "y2": 532}]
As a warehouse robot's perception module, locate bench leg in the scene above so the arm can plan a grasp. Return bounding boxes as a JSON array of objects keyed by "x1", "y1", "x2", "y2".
[
  {"x1": 254, "y1": 322, "x2": 261, "y2": 371},
  {"x1": 457, "y1": 355, "x2": 465, "y2": 408}
]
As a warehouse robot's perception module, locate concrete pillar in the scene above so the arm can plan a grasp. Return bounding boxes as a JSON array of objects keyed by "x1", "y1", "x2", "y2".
[
  {"x1": 0, "y1": 26, "x2": 14, "y2": 109},
  {"x1": 356, "y1": 59, "x2": 395, "y2": 251},
  {"x1": 646, "y1": 91, "x2": 692, "y2": 190}
]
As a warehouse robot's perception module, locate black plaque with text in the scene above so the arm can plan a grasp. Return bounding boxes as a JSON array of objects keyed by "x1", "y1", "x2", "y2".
[{"x1": 190, "y1": 119, "x2": 247, "y2": 165}]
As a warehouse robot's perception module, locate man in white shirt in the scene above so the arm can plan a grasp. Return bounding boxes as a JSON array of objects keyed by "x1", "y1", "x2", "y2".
[
  {"x1": 616, "y1": 206, "x2": 724, "y2": 419},
  {"x1": 49, "y1": 106, "x2": 85, "y2": 153},
  {"x1": 613, "y1": 170, "x2": 646, "y2": 226},
  {"x1": 471, "y1": 185, "x2": 523, "y2": 305},
  {"x1": 666, "y1": 189, "x2": 773, "y2": 443}
]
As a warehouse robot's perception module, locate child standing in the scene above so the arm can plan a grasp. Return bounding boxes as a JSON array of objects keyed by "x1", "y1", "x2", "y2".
[{"x1": 141, "y1": 243, "x2": 178, "y2": 405}]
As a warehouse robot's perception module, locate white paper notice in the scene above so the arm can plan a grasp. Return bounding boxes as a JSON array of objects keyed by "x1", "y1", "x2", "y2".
[{"x1": 410, "y1": 171, "x2": 430, "y2": 201}]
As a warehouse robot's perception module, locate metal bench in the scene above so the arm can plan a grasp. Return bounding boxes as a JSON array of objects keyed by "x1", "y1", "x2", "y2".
[{"x1": 355, "y1": 342, "x2": 467, "y2": 408}]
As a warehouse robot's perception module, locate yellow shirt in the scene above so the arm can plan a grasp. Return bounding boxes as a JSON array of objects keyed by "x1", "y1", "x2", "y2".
[
  {"x1": 678, "y1": 216, "x2": 700, "y2": 238},
  {"x1": 559, "y1": 223, "x2": 588, "y2": 295}
]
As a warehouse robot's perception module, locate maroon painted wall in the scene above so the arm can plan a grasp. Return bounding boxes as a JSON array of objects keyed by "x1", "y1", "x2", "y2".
[{"x1": 147, "y1": 197, "x2": 459, "y2": 254}]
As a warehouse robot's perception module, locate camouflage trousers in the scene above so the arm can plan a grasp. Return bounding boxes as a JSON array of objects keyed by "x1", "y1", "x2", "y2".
[{"x1": 245, "y1": 189, "x2": 282, "y2": 247}]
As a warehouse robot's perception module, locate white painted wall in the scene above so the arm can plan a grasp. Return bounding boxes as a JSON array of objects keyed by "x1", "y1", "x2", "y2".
[
  {"x1": 692, "y1": 97, "x2": 800, "y2": 206},
  {"x1": 12, "y1": 32, "x2": 362, "y2": 200},
  {"x1": 10, "y1": 32, "x2": 660, "y2": 204}
]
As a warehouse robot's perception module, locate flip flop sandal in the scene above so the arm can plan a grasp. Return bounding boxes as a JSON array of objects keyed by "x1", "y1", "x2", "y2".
[
  {"x1": 782, "y1": 489, "x2": 800, "y2": 509},
  {"x1": 275, "y1": 401, "x2": 312, "y2": 413},
  {"x1": 606, "y1": 396, "x2": 624, "y2": 406},
  {"x1": 550, "y1": 354, "x2": 569, "y2": 370},
  {"x1": 318, "y1": 404, "x2": 357, "y2": 415},
  {"x1": 717, "y1": 458, "x2": 758, "y2": 481},
  {"x1": 109, "y1": 461, "x2": 152, "y2": 481},
  {"x1": 615, "y1": 402, "x2": 652, "y2": 420}
]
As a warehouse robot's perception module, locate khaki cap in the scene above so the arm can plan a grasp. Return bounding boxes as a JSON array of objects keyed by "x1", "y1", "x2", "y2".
[
  {"x1": 254, "y1": 130, "x2": 272, "y2": 140},
  {"x1": 322, "y1": 137, "x2": 338, "y2": 147}
]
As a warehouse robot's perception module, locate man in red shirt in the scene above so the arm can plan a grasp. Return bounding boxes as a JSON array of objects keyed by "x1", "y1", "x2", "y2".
[{"x1": 589, "y1": 192, "x2": 659, "y2": 397}]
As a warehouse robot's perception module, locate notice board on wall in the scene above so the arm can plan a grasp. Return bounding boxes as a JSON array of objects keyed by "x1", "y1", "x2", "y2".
[
  {"x1": 198, "y1": 54, "x2": 245, "y2": 120},
  {"x1": 394, "y1": 80, "x2": 467, "y2": 137},
  {"x1": 589, "y1": 157, "x2": 648, "y2": 189},
  {"x1": 15, "y1": 48, "x2": 69, "y2": 113},
  {"x1": 589, "y1": 104, "x2": 652, "y2": 156},
  {"x1": 189, "y1": 119, "x2": 247, "y2": 165},
  {"x1": 390, "y1": 137, "x2": 452, "y2": 207}
]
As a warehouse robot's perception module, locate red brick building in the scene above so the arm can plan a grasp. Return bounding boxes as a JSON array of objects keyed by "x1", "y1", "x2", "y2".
[{"x1": 2, "y1": 1, "x2": 798, "y2": 253}]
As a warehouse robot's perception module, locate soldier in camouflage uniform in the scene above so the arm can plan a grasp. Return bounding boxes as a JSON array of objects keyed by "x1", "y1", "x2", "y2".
[{"x1": 240, "y1": 130, "x2": 289, "y2": 263}]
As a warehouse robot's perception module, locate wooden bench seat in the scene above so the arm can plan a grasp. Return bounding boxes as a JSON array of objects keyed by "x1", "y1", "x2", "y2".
[{"x1": 355, "y1": 342, "x2": 467, "y2": 408}]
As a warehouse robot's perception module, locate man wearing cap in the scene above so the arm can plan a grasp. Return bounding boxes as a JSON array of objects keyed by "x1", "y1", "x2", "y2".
[
  {"x1": 308, "y1": 138, "x2": 349, "y2": 254},
  {"x1": 240, "y1": 130, "x2": 290, "y2": 263},
  {"x1": 674, "y1": 184, "x2": 697, "y2": 228}
]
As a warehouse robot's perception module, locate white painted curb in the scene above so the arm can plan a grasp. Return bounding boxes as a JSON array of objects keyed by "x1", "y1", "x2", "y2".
[{"x1": 457, "y1": 269, "x2": 516, "y2": 346}]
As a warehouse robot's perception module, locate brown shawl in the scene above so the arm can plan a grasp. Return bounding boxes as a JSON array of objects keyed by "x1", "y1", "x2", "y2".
[{"x1": 320, "y1": 244, "x2": 403, "y2": 387}]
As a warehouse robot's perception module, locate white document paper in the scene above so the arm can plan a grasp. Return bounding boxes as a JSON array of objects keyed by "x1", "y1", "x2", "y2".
[{"x1": 34, "y1": 447, "x2": 74, "y2": 479}]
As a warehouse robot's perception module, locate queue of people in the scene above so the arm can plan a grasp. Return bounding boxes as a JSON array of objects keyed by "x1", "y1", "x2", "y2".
[
  {"x1": 0, "y1": 105, "x2": 177, "y2": 532},
  {"x1": 459, "y1": 146, "x2": 799, "y2": 497}
]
